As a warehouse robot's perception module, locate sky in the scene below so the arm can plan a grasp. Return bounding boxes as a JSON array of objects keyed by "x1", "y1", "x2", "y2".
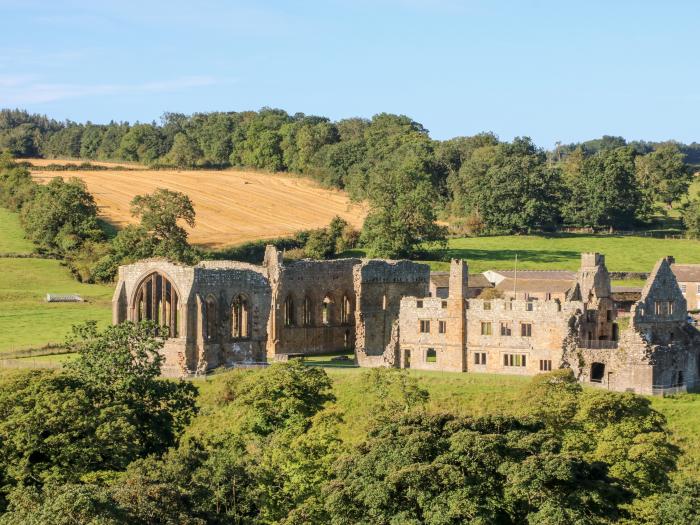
[{"x1": 1, "y1": 0, "x2": 699, "y2": 148}]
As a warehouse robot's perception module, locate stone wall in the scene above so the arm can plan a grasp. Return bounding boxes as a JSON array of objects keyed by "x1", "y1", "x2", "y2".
[
  {"x1": 354, "y1": 259, "x2": 430, "y2": 367},
  {"x1": 264, "y1": 252, "x2": 360, "y2": 358},
  {"x1": 398, "y1": 259, "x2": 468, "y2": 372},
  {"x1": 113, "y1": 259, "x2": 271, "y2": 375},
  {"x1": 466, "y1": 298, "x2": 580, "y2": 375}
]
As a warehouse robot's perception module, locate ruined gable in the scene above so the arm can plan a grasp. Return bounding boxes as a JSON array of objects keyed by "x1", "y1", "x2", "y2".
[{"x1": 632, "y1": 257, "x2": 687, "y2": 328}]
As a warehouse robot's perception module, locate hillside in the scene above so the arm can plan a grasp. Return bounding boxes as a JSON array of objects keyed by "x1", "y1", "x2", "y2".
[
  {"x1": 192, "y1": 367, "x2": 700, "y2": 481},
  {"x1": 0, "y1": 208, "x2": 112, "y2": 353},
  {"x1": 25, "y1": 160, "x2": 367, "y2": 248}
]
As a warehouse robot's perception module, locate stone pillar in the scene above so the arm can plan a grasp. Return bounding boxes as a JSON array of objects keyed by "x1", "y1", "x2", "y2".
[{"x1": 448, "y1": 259, "x2": 468, "y2": 371}]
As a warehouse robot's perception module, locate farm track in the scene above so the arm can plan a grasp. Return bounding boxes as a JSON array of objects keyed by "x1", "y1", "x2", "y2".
[{"x1": 29, "y1": 163, "x2": 367, "y2": 248}]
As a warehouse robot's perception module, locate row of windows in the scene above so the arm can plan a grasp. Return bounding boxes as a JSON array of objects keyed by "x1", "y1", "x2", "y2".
[
  {"x1": 482, "y1": 300, "x2": 538, "y2": 312},
  {"x1": 481, "y1": 321, "x2": 532, "y2": 337},
  {"x1": 680, "y1": 284, "x2": 700, "y2": 294},
  {"x1": 205, "y1": 295, "x2": 250, "y2": 341},
  {"x1": 504, "y1": 353, "x2": 527, "y2": 367},
  {"x1": 417, "y1": 300, "x2": 448, "y2": 309},
  {"x1": 283, "y1": 295, "x2": 353, "y2": 327},
  {"x1": 419, "y1": 320, "x2": 447, "y2": 334},
  {"x1": 407, "y1": 349, "x2": 554, "y2": 371},
  {"x1": 654, "y1": 301, "x2": 675, "y2": 316}
]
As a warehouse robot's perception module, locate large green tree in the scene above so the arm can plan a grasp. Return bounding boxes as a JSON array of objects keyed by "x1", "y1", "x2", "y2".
[
  {"x1": 360, "y1": 144, "x2": 446, "y2": 258},
  {"x1": 453, "y1": 137, "x2": 562, "y2": 233},
  {"x1": 20, "y1": 177, "x2": 103, "y2": 254},
  {"x1": 0, "y1": 321, "x2": 197, "y2": 506},
  {"x1": 635, "y1": 143, "x2": 690, "y2": 210},
  {"x1": 563, "y1": 146, "x2": 642, "y2": 229},
  {"x1": 129, "y1": 188, "x2": 197, "y2": 262}
]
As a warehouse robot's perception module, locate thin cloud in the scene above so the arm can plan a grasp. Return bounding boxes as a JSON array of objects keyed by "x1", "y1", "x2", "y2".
[{"x1": 0, "y1": 75, "x2": 220, "y2": 105}]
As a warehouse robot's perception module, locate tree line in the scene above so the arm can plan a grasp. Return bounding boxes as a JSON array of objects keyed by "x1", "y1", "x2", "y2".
[
  {"x1": 3, "y1": 107, "x2": 700, "y2": 259},
  {"x1": 0, "y1": 321, "x2": 696, "y2": 524}
]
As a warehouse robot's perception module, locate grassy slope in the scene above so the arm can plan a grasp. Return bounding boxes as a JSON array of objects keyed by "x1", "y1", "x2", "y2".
[
  {"x1": 0, "y1": 208, "x2": 34, "y2": 254},
  {"x1": 190, "y1": 367, "x2": 700, "y2": 480},
  {"x1": 0, "y1": 208, "x2": 112, "y2": 352},
  {"x1": 0, "y1": 258, "x2": 113, "y2": 352}
]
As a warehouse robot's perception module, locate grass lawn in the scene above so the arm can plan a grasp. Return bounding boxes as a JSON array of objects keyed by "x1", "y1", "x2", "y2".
[
  {"x1": 0, "y1": 257, "x2": 112, "y2": 352},
  {"x1": 301, "y1": 352, "x2": 357, "y2": 367},
  {"x1": 0, "y1": 208, "x2": 33, "y2": 254},
  {"x1": 189, "y1": 366, "x2": 700, "y2": 480},
  {"x1": 426, "y1": 234, "x2": 700, "y2": 272}
]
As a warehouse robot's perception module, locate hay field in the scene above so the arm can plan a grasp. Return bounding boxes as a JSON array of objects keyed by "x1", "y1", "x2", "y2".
[{"x1": 27, "y1": 163, "x2": 367, "y2": 248}]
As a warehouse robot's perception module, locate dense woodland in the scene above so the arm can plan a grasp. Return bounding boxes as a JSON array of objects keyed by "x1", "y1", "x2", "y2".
[
  {"x1": 2, "y1": 107, "x2": 700, "y2": 283},
  {"x1": 0, "y1": 321, "x2": 697, "y2": 524},
  {"x1": 2, "y1": 108, "x2": 700, "y2": 236}
]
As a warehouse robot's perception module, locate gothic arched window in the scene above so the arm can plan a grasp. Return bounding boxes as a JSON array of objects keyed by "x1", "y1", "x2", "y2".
[
  {"x1": 284, "y1": 295, "x2": 295, "y2": 327},
  {"x1": 232, "y1": 295, "x2": 249, "y2": 339},
  {"x1": 133, "y1": 272, "x2": 179, "y2": 337},
  {"x1": 206, "y1": 295, "x2": 218, "y2": 342}
]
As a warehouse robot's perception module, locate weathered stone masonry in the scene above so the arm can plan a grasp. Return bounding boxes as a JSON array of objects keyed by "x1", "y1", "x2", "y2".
[{"x1": 113, "y1": 249, "x2": 700, "y2": 394}]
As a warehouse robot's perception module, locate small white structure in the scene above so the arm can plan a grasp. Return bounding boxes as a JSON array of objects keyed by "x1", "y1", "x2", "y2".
[{"x1": 46, "y1": 294, "x2": 83, "y2": 303}]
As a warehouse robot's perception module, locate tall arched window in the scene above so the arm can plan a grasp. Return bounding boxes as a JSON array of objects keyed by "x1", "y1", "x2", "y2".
[
  {"x1": 206, "y1": 295, "x2": 218, "y2": 342},
  {"x1": 133, "y1": 272, "x2": 179, "y2": 337},
  {"x1": 322, "y1": 295, "x2": 333, "y2": 325},
  {"x1": 284, "y1": 295, "x2": 295, "y2": 327},
  {"x1": 341, "y1": 295, "x2": 352, "y2": 325},
  {"x1": 232, "y1": 295, "x2": 249, "y2": 339},
  {"x1": 303, "y1": 296, "x2": 313, "y2": 326}
]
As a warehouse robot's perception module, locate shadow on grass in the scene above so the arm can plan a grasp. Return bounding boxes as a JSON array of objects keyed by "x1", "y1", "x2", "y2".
[{"x1": 98, "y1": 219, "x2": 119, "y2": 240}]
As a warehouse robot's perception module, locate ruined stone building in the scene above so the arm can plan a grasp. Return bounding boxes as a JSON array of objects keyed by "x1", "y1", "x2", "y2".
[
  {"x1": 113, "y1": 246, "x2": 428, "y2": 375},
  {"x1": 398, "y1": 253, "x2": 700, "y2": 394},
  {"x1": 113, "y1": 247, "x2": 700, "y2": 394}
]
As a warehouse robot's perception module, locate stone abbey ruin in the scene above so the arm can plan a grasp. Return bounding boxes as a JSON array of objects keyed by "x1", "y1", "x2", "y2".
[{"x1": 113, "y1": 246, "x2": 700, "y2": 395}]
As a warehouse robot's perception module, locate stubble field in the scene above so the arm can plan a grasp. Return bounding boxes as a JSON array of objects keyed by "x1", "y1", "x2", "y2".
[{"x1": 25, "y1": 160, "x2": 367, "y2": 248}]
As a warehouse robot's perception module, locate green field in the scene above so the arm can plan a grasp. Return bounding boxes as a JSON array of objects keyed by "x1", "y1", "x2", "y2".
[
  {"x1": 0, "y1": 208, "x2": 113, "y2": 352},
  {"x1": 0, "y1": 208, "x2": 33, "y2": 254},
  {"x1": 345, "y1": 233, "x2": 700, "y2": 273},
  {"x1": 424, "y1": 234, "x2": 700, "y2": 272},
  {"x1": 0, "y1": 257, "x2": 112, "y2": 352},
  {"x1": 190, "y1": 367, "x2": 700, "y2": 481}
]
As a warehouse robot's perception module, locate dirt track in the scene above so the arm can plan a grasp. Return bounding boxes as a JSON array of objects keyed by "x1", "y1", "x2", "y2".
[{"x1": 28, "y1": 162, "x2": 366, "y2": 248}]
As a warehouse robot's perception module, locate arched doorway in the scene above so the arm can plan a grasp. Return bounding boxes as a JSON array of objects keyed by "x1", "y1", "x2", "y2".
[{"x1": 590, "y1": 362, "x2": 605, "y2": 383}]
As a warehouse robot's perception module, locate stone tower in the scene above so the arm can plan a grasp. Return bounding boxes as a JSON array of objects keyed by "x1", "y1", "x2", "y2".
[
  {"x1": 576, "y1": 252, "x2": 611, "y2": 301},
  {"x1": 447, "y1": 259, "x2": 468, "y2": 371}
]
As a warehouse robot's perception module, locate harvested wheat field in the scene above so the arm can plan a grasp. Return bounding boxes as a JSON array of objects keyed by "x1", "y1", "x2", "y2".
[{"x1": 29, "y1": 164, "x2": 367, "y2": 248}]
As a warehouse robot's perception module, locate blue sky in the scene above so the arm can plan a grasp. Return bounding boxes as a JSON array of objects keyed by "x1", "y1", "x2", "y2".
[{"x1": 1, "y1": 0, "x2": 699, "y2": 147}]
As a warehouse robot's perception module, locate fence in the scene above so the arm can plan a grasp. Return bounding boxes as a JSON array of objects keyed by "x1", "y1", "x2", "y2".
[
  {"x1": 0, "y1": 358, "x2": 62, "y2": 370},
  {"x1": 2, "y1": 345, "x2": 69, "y2": 360}
]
